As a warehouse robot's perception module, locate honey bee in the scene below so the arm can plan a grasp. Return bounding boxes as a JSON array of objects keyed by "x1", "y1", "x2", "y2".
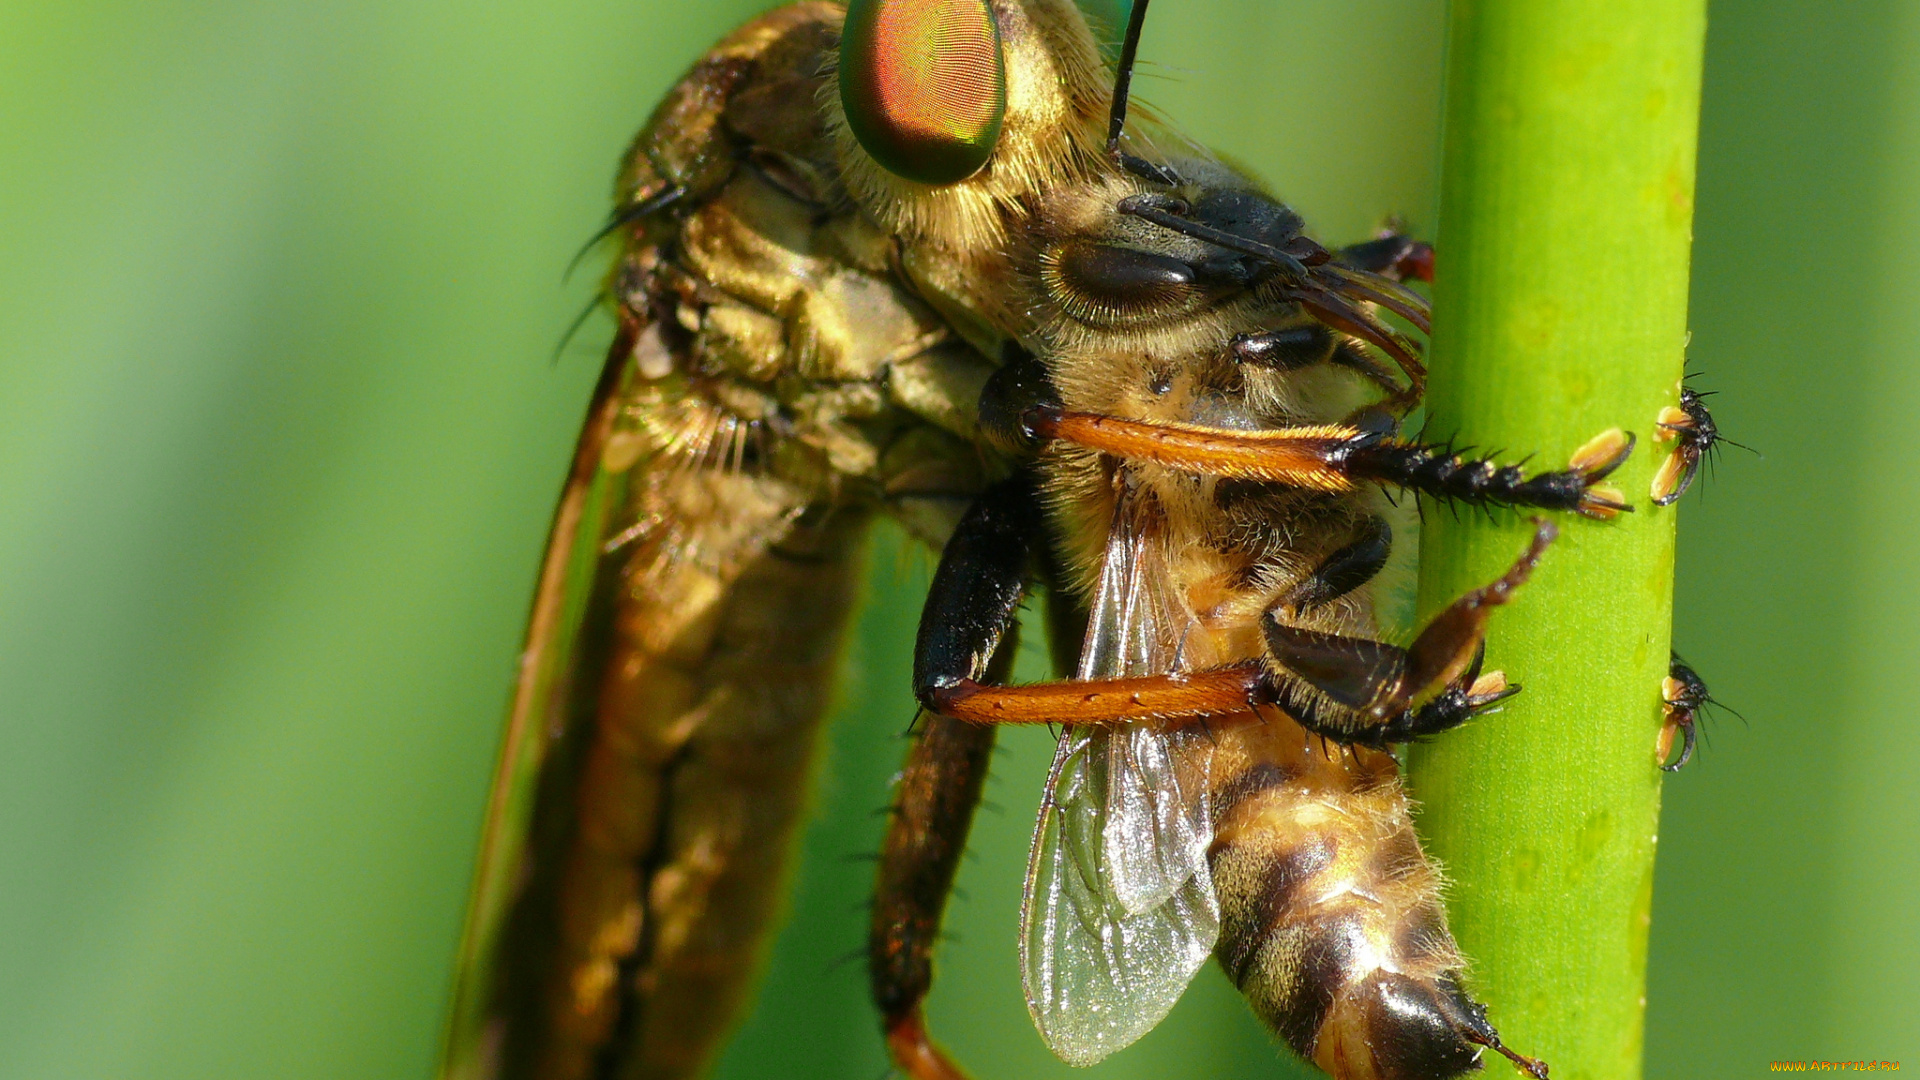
[{"x1": 439, "y1": 3, "x2": 1630, "y2": 1079}]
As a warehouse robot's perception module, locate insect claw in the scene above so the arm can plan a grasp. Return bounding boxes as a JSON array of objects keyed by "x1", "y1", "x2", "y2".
[
  {"x1": 1659, "y1": 718, "x2": 1698, "y2": 771},
  {"x1": 1463, "y1": 1024, "x2": 1551, "y2": 1079}
]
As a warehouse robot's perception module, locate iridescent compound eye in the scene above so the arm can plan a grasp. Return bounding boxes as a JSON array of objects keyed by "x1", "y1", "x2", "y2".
[{"x1": 840, "y1": 0, "x2": 1008, "y2": 186}]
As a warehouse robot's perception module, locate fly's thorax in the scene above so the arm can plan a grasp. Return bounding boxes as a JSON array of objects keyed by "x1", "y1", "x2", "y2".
[
  {"x1": 600, "y1": 0, "x2": 1003, "y2": 495},
  {"x1": 599, "y1": 20, "x2": 1015, "y2": 524},
  {"x1": 1206, "y1": 722, "x2": 1487, "y2": 1080},
  {"x1": 616, "y1": 5, "x2": 845, "y2": 232}
]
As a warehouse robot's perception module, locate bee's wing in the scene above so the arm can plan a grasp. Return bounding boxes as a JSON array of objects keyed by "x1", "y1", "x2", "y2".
[
  {"x1": 438, "y1": 337, "x2": 634, "y2": 1080},
  {"x1": 1019, "y1": 483, "x2": 1220, "y2": 1066}
]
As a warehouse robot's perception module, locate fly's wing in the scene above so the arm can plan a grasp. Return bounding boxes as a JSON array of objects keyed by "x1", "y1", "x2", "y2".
[
  {"x1": 1019, "y1": 478, "x2": 1220, "y2": 1067},
  {"x1": 439, "y1": 337, "x2": 634, "y2": 1080}
]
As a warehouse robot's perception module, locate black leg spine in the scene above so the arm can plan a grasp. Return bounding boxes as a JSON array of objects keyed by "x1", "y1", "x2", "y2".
[{"x1": 1339, "y1": 433, "x2": 1621, "y2": 513}]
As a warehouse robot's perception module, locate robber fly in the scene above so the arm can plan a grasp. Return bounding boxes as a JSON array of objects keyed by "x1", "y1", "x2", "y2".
[{"x1": 439, "y1": 3, "x2": 1631, "y2": 1079}]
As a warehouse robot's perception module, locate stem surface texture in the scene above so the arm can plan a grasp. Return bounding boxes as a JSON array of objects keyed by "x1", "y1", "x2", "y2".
[{"x1": 1408, "y1": 3, "x2": 1707, "y2": 1079}]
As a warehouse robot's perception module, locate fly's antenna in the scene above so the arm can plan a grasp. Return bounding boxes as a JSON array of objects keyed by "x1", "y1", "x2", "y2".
[{"x1": 1105, "y1": 0, "x2": 1152, "y2": 156}]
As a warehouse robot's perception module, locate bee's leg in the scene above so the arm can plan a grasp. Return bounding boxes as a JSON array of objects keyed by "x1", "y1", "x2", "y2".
[
  {"x1": 1260, "y1": 520, "x2": 1555, "y2": 745},
  {"x1": 1029, "y1": 407, "x2": 1636, "y2": 518},
  {"x1": 870, "y1": 682, "x2": 1004, "y2": 1080},
  {"x1": 1274, "y1": 515, "x2": 1394, "y2": 616}
]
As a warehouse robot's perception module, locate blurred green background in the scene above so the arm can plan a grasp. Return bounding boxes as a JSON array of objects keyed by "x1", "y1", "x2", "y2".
[{"x1": 1, "y1": 1, "x2": 1915, "y2": 1077}]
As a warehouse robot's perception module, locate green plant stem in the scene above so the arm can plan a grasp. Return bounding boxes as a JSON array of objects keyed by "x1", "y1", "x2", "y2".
[{"x1": 1406, "y1": 4, "x2": 1706, "y2": 1079}]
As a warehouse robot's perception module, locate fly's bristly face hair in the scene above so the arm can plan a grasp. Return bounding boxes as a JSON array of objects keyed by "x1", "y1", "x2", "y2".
[{"x1": 443, "y1": 4, "x2": 1549, "y2": 1080}]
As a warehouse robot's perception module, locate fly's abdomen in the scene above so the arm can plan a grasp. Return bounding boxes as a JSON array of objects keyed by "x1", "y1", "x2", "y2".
[{"x1": 1209, "y1": 732, "x2": 1496, "y2": 1080}]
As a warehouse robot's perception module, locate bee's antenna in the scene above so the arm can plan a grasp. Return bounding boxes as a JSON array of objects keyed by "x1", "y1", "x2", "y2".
[{"x1": 1106, "y1": 0, "x2": 1152, "y2": 156}]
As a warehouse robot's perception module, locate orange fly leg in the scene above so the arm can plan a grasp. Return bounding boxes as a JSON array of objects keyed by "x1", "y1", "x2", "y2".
[
  {"x1": 1031, "y1": 409, "x2": 1634, "y2": 518},
  {"x1": 885, "y1": 1012, "x2": 972, "y2": 1080},
  {"x1": 925, "y1": 662, "x2": 1272, "y2": 727},
  {"x1": 1033, "y1": 411, "x2": 1363, "y2": 490}
]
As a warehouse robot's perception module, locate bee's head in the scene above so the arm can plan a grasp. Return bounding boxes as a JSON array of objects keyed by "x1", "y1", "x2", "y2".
[
  {"x1": 1032, "y1": 157, "x2": 1431, "y2": 413},
  {"x1": 1033, "y1": 158, "x2": 1333, "y2": 335}
]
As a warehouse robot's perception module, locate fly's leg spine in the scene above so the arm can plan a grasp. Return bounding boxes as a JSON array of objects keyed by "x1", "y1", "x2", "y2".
[{"x1": 1339, "y1": 426, "x2": 1636, "y2": 519}]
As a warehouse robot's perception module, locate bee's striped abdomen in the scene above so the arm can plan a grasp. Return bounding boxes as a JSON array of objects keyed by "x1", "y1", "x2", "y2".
[{"x1": 1209, "y1": 725, "x2": 1495, "y2": 1080}]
